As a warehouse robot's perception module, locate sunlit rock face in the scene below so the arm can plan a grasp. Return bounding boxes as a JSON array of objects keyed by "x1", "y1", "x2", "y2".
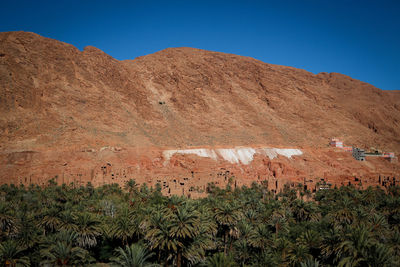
[
  {"x1": 163, "y1": 147, "x2": 303, "y2": 165},
  {"x1": 1, "y1": 32, "x2": 399, "y2": 192}
]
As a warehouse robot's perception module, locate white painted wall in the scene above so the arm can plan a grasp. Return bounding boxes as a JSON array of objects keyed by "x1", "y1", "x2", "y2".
[{"x1": 163, "y1": 147, "x2": 303, "y2": 165}]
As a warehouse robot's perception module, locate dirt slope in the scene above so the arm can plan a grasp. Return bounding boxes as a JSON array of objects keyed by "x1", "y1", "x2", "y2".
[{"x1": 0, "y1": 31, "x2": 399, "y2": 191}]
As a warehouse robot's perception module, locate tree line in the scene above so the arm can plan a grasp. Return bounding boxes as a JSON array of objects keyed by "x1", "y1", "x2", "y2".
[{"x1": 0, "y1": 179, "x2": 399, "y2": 266}]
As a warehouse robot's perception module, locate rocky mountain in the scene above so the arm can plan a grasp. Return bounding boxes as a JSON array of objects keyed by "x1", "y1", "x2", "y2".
[{"x1": 0, "y1": 31, "x2": 399, "y2": 193}]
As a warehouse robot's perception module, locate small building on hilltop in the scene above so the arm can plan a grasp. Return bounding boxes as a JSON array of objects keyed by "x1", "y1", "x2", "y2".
[
  {"x1": 383, "y1": 152, "x2": 395, "y2": 158},
  {"x1": 330, "y1": 138, "x2": 343, "y2": 148},
  {"x1": 352, "y1": 147, "x2": 366, "y2": 161}
]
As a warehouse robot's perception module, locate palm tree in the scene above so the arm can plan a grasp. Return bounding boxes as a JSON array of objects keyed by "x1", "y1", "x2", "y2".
[
  {"x1": 15, "y1": 213, "x2": 41, "y2": 250},
  {"x1": 279, "y1": 184, "x2": 297, "y2": 203},
  {"x1": 366, "y1": 243, "x2": 396, "y2": 267},
  {"x1": 297, "y1": 230, "x2": 322, "y2": 257},
  {"x1": 110, "y1": 243, "x2": 159, "y2": 267},
  {"x1": 257, "y1": 249, "x2": 282, "y2": 267},
  {"x1": 112, "y1": 207, "x2": 140, "y2": 246},
  {"x1": 0, "y1": 240, "x2": 30, "y2": 267},
  {"x1": 213, "y1": 201, "x2": 242, "y2": 254},
  {"x1": 337, "y1": 225, "x2": 372, "y2": 266},
  {"x1": 70, "y1": 212, "x2": 101, "y2": 248},
  {"x1": 206, "y1": 252, "x2": 237, "y2": 267},
  {"x1": 369, "y1": 213, "x2": 390, "y2": 238},
  {"x1": 320, "y1": 225, "x2": 342, "y2": 264},
  {"x1": 236, "y1": 221, "x2": 253, "y2": 241},
  {"x1": 292, "y1": 200, "x2": 319, "y2": 222},
  {"x1": 37, "y1": 206, "x2": 62, "y2": 235},
  {"x1": 300, "y1": 258, "x2": 320, "y2": 267},
  {"x1": 182, "y1": 230, "x2": 213, "y2": 265},
  {"x1": 125, "y1": 179, "x2": 139, "y2": 196},
  {"x1": 41, "y1": 241, "x2": 93, "y2": 266},
  {"x1": 249, "y1": 224, "x2": 271, "y2": 251},
  {"x1": 0, "y1": 202, "x2": 18, "y2": 238},
  {"x1": 169, "y1": 202, "x2": 200, "y2": 267},
  {"x1": 268, "y1": 209, "x2": 290, "y2": 238},
  {"x1": 296, "y1": 183, "x2": 304, "y2": 200},
  {"x1": 331, "y1": 198, "x2": 357, "y2": 227},
  {"x1": 233, "y1": 239, "x2": 251, "y2": 266},
  {"x1": 287, "y1": 244, "x2": 312, "y2": 267},
  {"x1": 243, "y1": 208, "x2": 258, "y2": 224},
  {"x1": 182, "y1": 205, "x2": 216, "y2": 265},
  {"x1": 143, "y1": 207, "x2": 176, "y2": 266},
  {"x1": 389, "y1": 231, "x2": 400, "y2": 257},
  {"x1": 270, "y1": 236, "x2": 291, "y2": 264},
  {"x1": 39, "y1": 230, "x2": 93, "y2": 266},
  {"x1": 197, "y1": 205, "x2": 217, "y2": 238}
]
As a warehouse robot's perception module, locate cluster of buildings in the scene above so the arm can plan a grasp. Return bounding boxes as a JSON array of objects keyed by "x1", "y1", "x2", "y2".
[{"x1": 330, "y1": 138, "x2": 396, "y2": 162}]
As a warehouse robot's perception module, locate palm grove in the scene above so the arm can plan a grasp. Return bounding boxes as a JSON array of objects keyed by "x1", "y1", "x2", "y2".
[{"x1": 0, "y1": 178, "x2": 400, "y2": 266}]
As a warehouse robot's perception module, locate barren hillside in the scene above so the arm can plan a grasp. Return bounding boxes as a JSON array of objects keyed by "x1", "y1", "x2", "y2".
[{"x1": 0, "y1": 31, "x2": 399, "y2": 191}]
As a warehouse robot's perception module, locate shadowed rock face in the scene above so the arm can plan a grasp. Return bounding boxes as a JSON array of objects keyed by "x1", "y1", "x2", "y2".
[{"x1": 0, "y1": 31, "x2": 399, "y2": 192}]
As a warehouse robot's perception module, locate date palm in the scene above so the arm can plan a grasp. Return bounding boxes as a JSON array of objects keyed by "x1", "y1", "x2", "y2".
[
  {"x1": 249, "y1": 224, "x2": 271, "y2": 251},
  {"x1": 112, "y1": 207, "x2": 140, "y2": 246},
  {"x1": 297, "y1": 230, "x2": 322, "y2": 256},
  {"x1": 71, "y1": 212, "x2": 101, "y2": 248},
  {"x1": 206, "y1": 252, "x2": 237, "y2": 267},
  {"x1": 288, "y1": 244, "x2": 312, "y2": 267},
  {"x1": 331, "y1": 198, "x2": 357, "y2": 227},
  {"x1": 243, "y1": 208, "x2": 258, "y2": 224},
  {"x1": 37, "y1": 207, "x2": 62, "y2": 235},
  {"x1": 182, "y1": 230, "x2": 213, "y2": 265},
  {"x1": 292, "y1": 200, "x2": 319, "y2": 222},
  {"x1": 257, "y1": 249, "x2": 283, "y2": 267},
  {"x1": 169, "y1": 202, "x2": 200, "y2": 267},
  {"x1": 41, "y1": 241, "x2": 93, "y2": 266},
  {"x1": 300, "y1": 258, "x2": 320, "y2": 267},
  {"x1": 125, "y1": 179, "x2": 139, "y2": 196},
  {"x1": 270, "y1": 236, "x2": 291, "y2": 264},
  {"x1": 337, "y1": 225, "x2": 372, "y2": 266},
  {"x1": 110, "y1": 243, "x2": 159, "y2": 267},
  {"x1": 268, "y1": 209, "x2": 290, "y2": 238},
  {"x1": 366, "y1": 243, "x2": 396, "y2": 267},
  {"x1": 390, "y1": 231, "x2": 400, "y2": 257},
  {"x1": 369, "y1": 213, "x2": 390, "y2": 238},
  {"x1": 15, "y1": 213, "x2": 41, "y2": 250},
  {"x1": 59, "y1": 210, "x2": 77, "y2": 231},
  {"x1": 182, "y1": 205, "x2": 216, "y2": 265},
  {"x1": 213, "y1": 201, "x2": 242, "y2": 254},
  {"x1": 0, "y1": 240, "x2": 30, "y2": 267},
  {"x1": 0, "y1": 202, "x2": 18, "y2": 238},
  {"x1": 234, "y1": 239, "x2": 251, "y2": 266},
  {"x1": 237, "y1": 221, "x2": 253, "y2": 242},
  {"x1": 320, "y1": 226, "x2": 342, "y2": 264},
  {"x1": 144, "y1": 207, "x2": 176, "y2": 265}
]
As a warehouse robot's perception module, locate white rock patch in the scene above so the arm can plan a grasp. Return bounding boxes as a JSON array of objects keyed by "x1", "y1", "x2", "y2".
[
  {"x1": 163, "y1": 147, "x2": 302, "y2": 165},
  {"x1": 216, "y1": 148, "x2": 257, "y2": 164},
  {"x1": 258, "y1": 148, "x2": 278, "y2": 159},
  {"x1": 258, "y1": 148, "x2": 303, "y2": 159},
  {"x1": 163, "y1": 149, "x2": 218, "y2": 161},
  {"x1": 274, "y1": 148, "x2": 303, "y2": 158}
]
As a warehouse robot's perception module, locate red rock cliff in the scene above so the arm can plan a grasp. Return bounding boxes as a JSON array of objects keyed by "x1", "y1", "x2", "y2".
[{"x1": 0, "y1": 31, "x2": 399, "y2": 193}]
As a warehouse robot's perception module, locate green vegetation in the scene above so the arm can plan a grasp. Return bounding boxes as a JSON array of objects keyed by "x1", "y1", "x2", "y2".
[{"x1": 0, "y1": 179, "x2": 400, "y2": 266}]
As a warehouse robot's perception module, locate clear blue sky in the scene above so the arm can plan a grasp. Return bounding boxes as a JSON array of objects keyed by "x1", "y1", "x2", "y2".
[{"x1": 1, "y1": 0, "x2": 399, "y2": 90}]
